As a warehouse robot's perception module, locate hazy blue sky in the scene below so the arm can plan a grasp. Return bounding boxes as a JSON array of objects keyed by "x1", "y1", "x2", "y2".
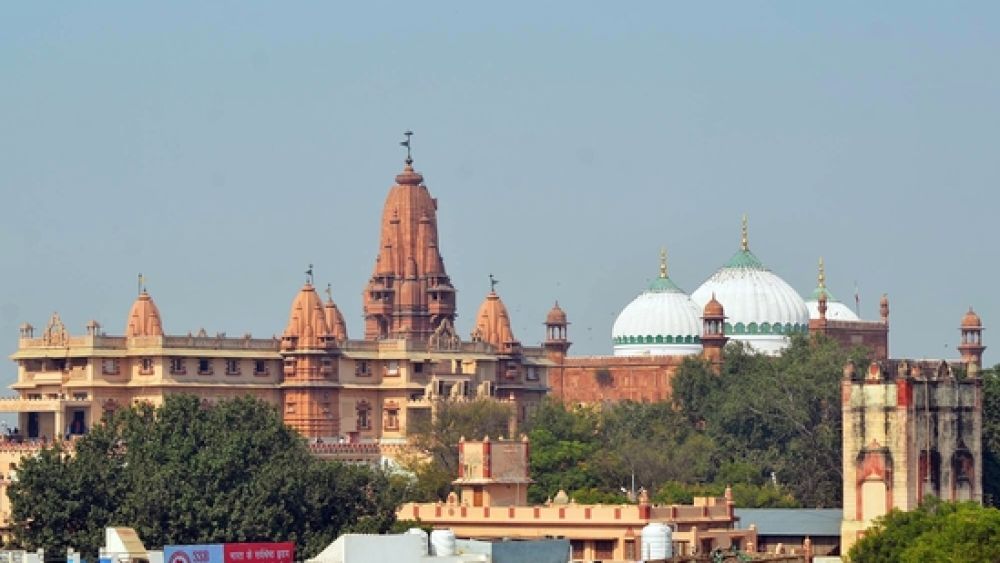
[{"x1": 2, "y1": 2, "x2": 999, "y2": 389}]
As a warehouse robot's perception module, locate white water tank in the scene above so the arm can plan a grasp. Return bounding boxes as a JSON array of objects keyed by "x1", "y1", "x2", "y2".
[
  {"x1": 429, "y1": 528, "x2": 456, "y2": 556},
  {"x1": 641, "y1": 522, "x2": 673, "y2": 561},
  {"x1": 406, "y1": 528, "x2": 429, "y2": 555}
]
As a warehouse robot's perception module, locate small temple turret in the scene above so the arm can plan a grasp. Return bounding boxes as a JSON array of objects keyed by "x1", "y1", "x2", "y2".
[
  {"x1": 126, "y1": 277, "x2": 163, "y2": 338},
  {"x1": 471, "y1": 275, "x2": 520, "y2": 353}
]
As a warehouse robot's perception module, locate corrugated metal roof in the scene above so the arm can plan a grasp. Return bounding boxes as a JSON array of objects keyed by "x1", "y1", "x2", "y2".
[{"x1": 735, "y1": 508, "x2": 842, "y2": 537}]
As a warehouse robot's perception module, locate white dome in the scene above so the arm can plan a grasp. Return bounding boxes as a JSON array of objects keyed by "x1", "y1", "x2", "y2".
[
  {"x1": 691, "y1": 248, "x2": 809, "y2": 355},
  {"x1": 805, "y1": 287, "x2": 860, "y2": 321},
  {"x1": 612, "y1": 275, "x2": 703, "y2": 357}
]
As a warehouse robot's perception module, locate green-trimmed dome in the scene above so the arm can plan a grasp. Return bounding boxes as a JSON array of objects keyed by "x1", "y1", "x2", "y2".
[{"x1": 612, "y1": 249, "x2": 703, "y2": 357}]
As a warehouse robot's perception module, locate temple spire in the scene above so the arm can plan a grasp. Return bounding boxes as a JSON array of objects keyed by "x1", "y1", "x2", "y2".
[
  {"x1": 659, "y1": 247, "x2": 668, "y2": 279},
  {"x1": 740, "y1": 214, "x2": 749, "y2": 252}
]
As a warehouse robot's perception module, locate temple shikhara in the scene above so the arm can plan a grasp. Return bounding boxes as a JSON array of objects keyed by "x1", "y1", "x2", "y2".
[{"x1": 0, "y1": 136, "x2": 986, "y2": 554}]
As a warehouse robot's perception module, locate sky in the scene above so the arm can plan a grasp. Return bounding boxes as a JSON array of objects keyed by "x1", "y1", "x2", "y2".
[{"x1": 1, "y1": 2, "x2": 999, "y2": 390}]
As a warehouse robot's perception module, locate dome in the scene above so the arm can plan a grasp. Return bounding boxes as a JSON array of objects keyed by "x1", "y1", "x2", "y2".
[
  {"x1": 472, "y1": 291, "x2": 519, "y2": 350},
  {"x1": 283, "y1": 282, "x2": 331, "y2": 349},
  {"x1": 612, "y1": 251, "x2": 702, "y2": 357},
  {"x1": 690, "y1": 219, "x2": 809, "y2": 354},
  {"x1": 804, "y1": 259, "x2": 859, "y2": 321},
  {"x1": 961, "y1": 307, "x2": 982, "y2": 328},
  {"x1": 703, "y1": 294, "x2": 724, "y2": 317},
  {"x1": 126, "y1": 290, "x2": 163, "y2": 337},
  {"x1": 546, "y1": 301, "x2": 568, "y2": 325}
]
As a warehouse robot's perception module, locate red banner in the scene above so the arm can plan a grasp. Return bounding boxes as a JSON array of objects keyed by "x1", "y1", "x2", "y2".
[{"x1": 223, "y1": 543, "x2": 294, "y2": 563}]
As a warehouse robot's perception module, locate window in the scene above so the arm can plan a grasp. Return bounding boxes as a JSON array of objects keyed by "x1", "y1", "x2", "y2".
[
  {"x1": 355, "y1": 361, "x2": 371, "y2": 377},
  {"x1": 169, "y1": 358, "x2": 186, "y2": 375},
  {"x1": 225, "y1": 359, "x2": 240, "y2": 375},
  {"x1": 198, "y1": 359, "x2": 213, "y2": 375},
  {"x1": 594, "y1": 540, "x2": 615, "y2": 560},
  {"x1": 285, "y1": 402, "x2": 295, "y2": 414},
  {"x1": 384, "y1": 403, "x2": 399, "y2": 430},
  {"x1": 72, "y1": 392, "x2": 88, "y2": 401},
  {"x1": 385, "y1": 360, "x2": 399, "y2": 376},
  {"x1": 570, "y1": 541, "x2": 585, "y2": 560},
  {"x1": 138, "y1": 358, "x2": 154, "y2": 375},
  {"x1": 254, "y1": 360, "x2": 268, "y2": 376},
  {"x1": 413, "y1": 362, "x2": 424, "y2": 374},
  {"x1": 101, "y1": 359, "x2": 120, "y2": 375},
  {"x1": 526, "y1": 366, "x2": 539, "y2": 381},
  {"x1": 357, "y1": 401, "x2": 372, "y2": 430}
]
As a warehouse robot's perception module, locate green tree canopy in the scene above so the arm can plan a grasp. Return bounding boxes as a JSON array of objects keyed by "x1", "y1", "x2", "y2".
[
  {"x1": 848, "y1": 498, "x2": 1000, "y2": 562},
  {"x1": 8, "y1": 395, "x2": 399, "y2": 558}
]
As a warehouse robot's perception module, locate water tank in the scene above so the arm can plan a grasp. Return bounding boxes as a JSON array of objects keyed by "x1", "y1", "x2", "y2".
[
  {"x1": 641, "y1": 522, "x2": 673, "y2": 561},
  {"x1": 406, "y1": 528, "x2": 428, "y2": 555},
  {"x1": 429, "y1": 529, "x2": 456, "y2": 556}
]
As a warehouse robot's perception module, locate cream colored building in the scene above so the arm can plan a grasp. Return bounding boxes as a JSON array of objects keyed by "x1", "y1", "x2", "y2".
[{"x1": 399, "y1": 437, "x2": 759, "y2": 561}]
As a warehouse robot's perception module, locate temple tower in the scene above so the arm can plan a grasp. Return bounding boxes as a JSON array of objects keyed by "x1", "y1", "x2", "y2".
[
  {"x1": 280, "y1": 276, "x2": 340, "y2": 438},
  {"x1": 364, "y1": 138, "x2": 456, "y2": 340}
]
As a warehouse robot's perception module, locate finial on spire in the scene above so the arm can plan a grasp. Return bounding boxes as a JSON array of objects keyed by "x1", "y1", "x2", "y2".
[
  {"x1": 305, "y1": 264, "x2": 314, "y2": 285},
  {"x1": 400, "y1": 130, "x2": 414, "y2": 165},
  {"x1": 325, "y1": 283, "x2": 333, "y2": 302},
  {"x1": 489, "y1": 273, "x2": 499, "y2": 293},
  {"x1": 817, "y1": 257, "x2": 826, "y2": 289},
  {"x1": 137, "y1": 273, "x2": 145, "y2": 295},
  {"x1": 740, "y1": 214, "x2": 749, "y2": 252},
  {"x1": 659, "y1": 247, "x2": 668, "y2": 279}
]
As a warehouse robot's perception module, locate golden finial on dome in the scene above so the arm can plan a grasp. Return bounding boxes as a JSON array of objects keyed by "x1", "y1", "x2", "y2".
[
  {"x1": 659, "y1": 247, "x2": 668, "y2": 279},
  {"x1": 818, "y1": 257, "x2": 826, "y2": 289},
  {"x1": 740, "y1": 214, "x2": 749, "y2": 252}
]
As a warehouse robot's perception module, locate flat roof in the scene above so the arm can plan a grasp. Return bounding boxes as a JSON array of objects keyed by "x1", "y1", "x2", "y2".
[{"x1": 735, "y1": 508, "x2": 842, "y2": 537}]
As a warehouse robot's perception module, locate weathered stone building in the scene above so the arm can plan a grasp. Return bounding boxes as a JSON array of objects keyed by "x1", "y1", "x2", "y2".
[{"x1": 839, "y1": 309, "x2": 985, "y2": 553}]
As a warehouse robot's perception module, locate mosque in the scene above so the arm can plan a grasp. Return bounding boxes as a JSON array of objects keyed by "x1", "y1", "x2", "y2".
[{"x1": 0, "y1": 141, "x2": 986, "y2": 553}]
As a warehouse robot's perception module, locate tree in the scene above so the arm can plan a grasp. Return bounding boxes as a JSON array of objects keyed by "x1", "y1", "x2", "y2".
[
  {"x1": 672, "y1": 334, "x2": 869, "y2": 507},
  {"x1": 848, "y1": 498, "x2": 1000, "y2": 563},
  {"x1": 982, "y1": 366, "x2": 1000, "y2": 507},
  {"x1": 8, "y1": 395, "x2": 398, "y2": 558},
  {"x1": 403, "y1": 398, "x2": 514, "y2": 501}
]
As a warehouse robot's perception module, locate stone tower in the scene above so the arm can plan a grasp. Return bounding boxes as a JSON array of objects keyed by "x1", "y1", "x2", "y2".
[
  {"x1": 363, "y1": 149, "x2": 456, "y2": 340},
  {"x1": 839, "y1": 309, "x2": 984, "y2": 553}
]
